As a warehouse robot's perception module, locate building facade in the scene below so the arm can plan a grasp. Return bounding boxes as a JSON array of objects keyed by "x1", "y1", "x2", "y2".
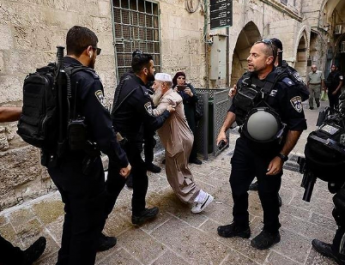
[{"x1": 0, "y1": 0, "x2": 342, "y2": 209}]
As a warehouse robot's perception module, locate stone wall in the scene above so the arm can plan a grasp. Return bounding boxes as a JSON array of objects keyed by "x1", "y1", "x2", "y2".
[
  {"x1": 0, "y1": 0, "x2": 116, "y2": 209},
  {"x1": 159, "y1": 0, "x2": 206, "y2": 88}
]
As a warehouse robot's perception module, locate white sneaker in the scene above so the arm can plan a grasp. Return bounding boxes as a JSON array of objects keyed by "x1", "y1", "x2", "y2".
[{"x1": 191, "y1": 193, "x2": 214, "y2": 214}]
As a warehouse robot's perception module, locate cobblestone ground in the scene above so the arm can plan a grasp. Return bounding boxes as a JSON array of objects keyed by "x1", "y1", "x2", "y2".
[{"x1": 0, "y1": 101, "x2": 338, "y2": 265}]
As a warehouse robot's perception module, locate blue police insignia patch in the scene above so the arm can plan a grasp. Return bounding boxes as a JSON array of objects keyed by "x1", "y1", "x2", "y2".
[
  {"x1": 290, "y1": 96, "x2": 302, "y2": 113},
  {"x1": 95, "y1": 90, "x2": 106, "y2": 108},
  {"x1": 282, "y1": 77, "x2": 295, "y2": 87},
  {"x1": 144, "y1": 102, "x2": 153, "y2": 115}
]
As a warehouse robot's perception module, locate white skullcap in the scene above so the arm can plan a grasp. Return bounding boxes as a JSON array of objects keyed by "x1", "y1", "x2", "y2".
[{"x1": 155, "y1": 73, "x2": 172, "y2": 82}]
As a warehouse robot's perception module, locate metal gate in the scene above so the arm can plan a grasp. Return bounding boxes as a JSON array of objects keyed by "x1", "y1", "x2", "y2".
[
  {"x1": 195, "y1": 88, "x2": 231, "y2": 158},
  {"x1": 111, "y1": 0, "x2": 161, "y2": 80}
]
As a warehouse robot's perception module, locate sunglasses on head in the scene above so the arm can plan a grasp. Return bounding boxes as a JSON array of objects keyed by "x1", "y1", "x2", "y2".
[{"x1": 255, "y1": 39, "x2": 275, "y2": 57}]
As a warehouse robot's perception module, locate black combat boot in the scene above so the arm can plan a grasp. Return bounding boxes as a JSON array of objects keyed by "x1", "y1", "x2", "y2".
[
  {"x1": 132, "y1": 207, "x2": 159, "y2": 225},
  {"x1": 312, "y1": 239, "x2": 345, "y2": 265},
  {"x1": 146, "y1": 163, "x2": 161, "y2": 173},
  {"x1": 217, "y1": 223, "x2": 251, "y2": 238},
  {"x1": 251, "y1": 230, "x2": 280, "y2": 250},
  {"x1": 97, "y1": 233, "x2": 117, "y2": 252},
  {"x1": 22, "y1": 237, "x2": 46, "y2": 265}
]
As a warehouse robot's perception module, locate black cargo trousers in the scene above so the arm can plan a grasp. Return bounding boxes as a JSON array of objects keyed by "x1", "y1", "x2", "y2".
[
  {"x1": 105, "y1": 140, "x2": 148, "y2": 217},
  {"x1": 48, "y1": 153, "x2": 107, "y2": 265},
  {"x1": 330, "y1": 189, "x2": 345, "y2": 259},
  {"x1": 230, "y1": 137, "x2": 282, "y2": 233},
  {"x1": 143, "y1": 126, "x2": 156, "y2": 167}
]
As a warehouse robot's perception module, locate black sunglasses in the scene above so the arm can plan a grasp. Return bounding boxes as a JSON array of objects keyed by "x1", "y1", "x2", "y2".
[{"x1": 92, "y1": 46, "x2": 102, "y2": 56}]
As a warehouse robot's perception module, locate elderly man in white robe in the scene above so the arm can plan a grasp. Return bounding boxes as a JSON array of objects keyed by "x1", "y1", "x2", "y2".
[{"x1": 151, "y1": 73, "x2": 213, "y2": 213}]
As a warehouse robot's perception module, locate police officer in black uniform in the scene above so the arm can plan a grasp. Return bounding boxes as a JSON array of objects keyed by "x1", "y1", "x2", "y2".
[
  {"x1": 326, "y1": 64, "x2": 344, "y2": 111},
  {"x1": 216, "y1": 39, "x2": 307, "y2": 249},
  {"x1": 248, "y1": 38, "x2": 309, "y2": 201},
  {"x1": 107, "y1": 53, "x2": 174, "y2": 225},
  {"x1": 46, "y1": 26, "x2": 131, "y2": 265},
  {"x1": 122, "y1": 50, "x2": 161, "y2": 189},
  {"x1": 309, "y1": 92, "x2": 345, "y2": 265}
]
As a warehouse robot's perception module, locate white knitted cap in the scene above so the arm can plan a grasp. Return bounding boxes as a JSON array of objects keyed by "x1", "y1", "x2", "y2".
[{"x1": 155, "y1": 73, "x2": 172, "y2": 82}]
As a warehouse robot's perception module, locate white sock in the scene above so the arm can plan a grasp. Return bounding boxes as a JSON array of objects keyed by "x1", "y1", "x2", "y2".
[{"x1": 194, "y1": 190, "x2": 207, "y2": 203}]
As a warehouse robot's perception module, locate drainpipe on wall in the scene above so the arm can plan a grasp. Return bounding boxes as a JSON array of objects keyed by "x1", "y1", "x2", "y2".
[
  {"x1": 299, "y1": 0, "x2": 304, "y2": 16},
  {"x1": 204, "y1": 0, "x2": 209, "y2": 88}
]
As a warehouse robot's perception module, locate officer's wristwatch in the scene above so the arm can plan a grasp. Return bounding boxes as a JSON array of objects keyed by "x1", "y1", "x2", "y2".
[{"x1": 277, "y1": 153, "x2": 288, "y2": 162}]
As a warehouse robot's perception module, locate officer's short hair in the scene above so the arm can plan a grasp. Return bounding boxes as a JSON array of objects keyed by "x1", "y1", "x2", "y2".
[
  {"x1": 132, "y1": 49, "x2": 143, "y2": 58},
  {"x1": 254, "y1": 39, "x2": 277, "y2": 60},
  {"x1": 271, "y1": 38, "x2": 283, "y2": 51},
  {"x1": 66, "y1": 26, "x2": 98, "y2": 57},
  {"x1": 132, "y1": 53, "x2": 153, "y2": 74}
]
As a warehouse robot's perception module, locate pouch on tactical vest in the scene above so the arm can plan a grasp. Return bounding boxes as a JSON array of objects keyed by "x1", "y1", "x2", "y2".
[
  {"x1": 304, "y1": 111, "x2": 345, "y2": 182},
  {"x1": 234, "y1": 71, "x2": 286, "y2": 141},
  {"x1": 233, "y1": 74, "x2": 262, "y2": 125}
]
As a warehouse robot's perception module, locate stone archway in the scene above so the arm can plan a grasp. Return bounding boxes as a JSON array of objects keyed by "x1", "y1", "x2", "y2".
[
  {"x1": 309, "y1": 32, "x2": 322, "y2": 67},
  {"x1": 230, "y1": 22, "x2": 261, "y2": 86},
  {"x1": 295, "y1": 35, "x2": 308, "y2": 81}
]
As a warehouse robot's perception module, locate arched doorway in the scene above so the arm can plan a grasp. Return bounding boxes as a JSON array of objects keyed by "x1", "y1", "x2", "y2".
[
  {"x1": 295, "y1": 35, "x2": 308, "y2": 81},
  {"x1": 309, "y1": 32, "x2": 322, "y2": 68},
  {"x1": 230, "y1": 22, "x2": 261, "y2": 86}
]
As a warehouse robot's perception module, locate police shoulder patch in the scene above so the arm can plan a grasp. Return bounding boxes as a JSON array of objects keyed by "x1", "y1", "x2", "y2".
[
  {"x1": 144, "y1": 101, "x2": 153, "y2": 115},
  {"x1": 95, "y1": 90, "x2": 106, "y2": 108},
  {"x1": 290, "y1": 96, "x2": 303, "y2": 113},
  {"x1": 282, "y1": 77, "x2": 295, "y2": 86}
]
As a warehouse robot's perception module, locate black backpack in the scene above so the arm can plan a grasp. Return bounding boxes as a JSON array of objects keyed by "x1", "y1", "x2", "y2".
[
  {"x1": 17, "y1": 47, "x2": 91, "y2": 155},
  {"x1": 17, "y1": 63, "x2": 59, "y2": 151}
]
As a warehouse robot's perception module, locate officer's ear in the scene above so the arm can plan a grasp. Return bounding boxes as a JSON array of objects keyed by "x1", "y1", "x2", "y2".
[
  {"x1": 143, "y1": 67, "x2": 148, "y2": 76},
  {"x1": 266, "y1": 56, "x2": 274, "y2": 65},
  {"x1": 86, "y1": 46, "x2": 93, "y2": 58}
]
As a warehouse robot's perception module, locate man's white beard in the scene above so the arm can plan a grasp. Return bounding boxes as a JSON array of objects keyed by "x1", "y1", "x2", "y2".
[{"x1": 151, "y1": 88, "x2": 163, "y2": 107}]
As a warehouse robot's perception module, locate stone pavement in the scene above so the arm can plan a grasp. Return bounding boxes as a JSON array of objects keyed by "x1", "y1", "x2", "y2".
[{"x1": 0, "y1": 100, "x2": 339, "y2": 265}]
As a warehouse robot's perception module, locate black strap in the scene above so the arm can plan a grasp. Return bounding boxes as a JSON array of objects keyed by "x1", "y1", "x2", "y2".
[
  {"x1": 112, "y1": 86, "x2": 139, "y2": 115},
  {"x1": 261, "y1": 69, "x2": 287, "y2": 95},
  {"x1": 64, "y1": 65, "x2": 95, "y2": 119},
  {"x1": 112, "y1": 75, "x2": 140, "y2": 115}
]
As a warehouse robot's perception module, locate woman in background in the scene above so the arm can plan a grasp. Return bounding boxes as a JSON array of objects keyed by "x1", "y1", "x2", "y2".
[{"x1": 172, "y1": 72, "x2": 202, "y2": 165}]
